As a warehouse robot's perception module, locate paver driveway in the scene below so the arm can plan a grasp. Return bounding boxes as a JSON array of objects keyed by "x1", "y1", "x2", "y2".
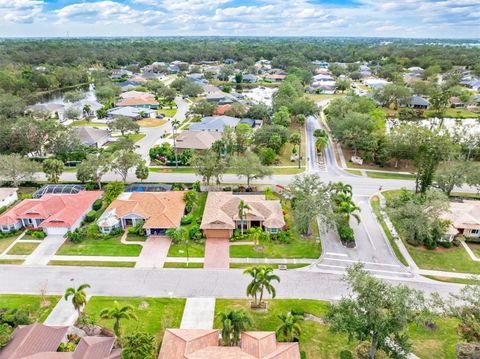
[
  {"x1": 204, "y1": 238, "x2": 230, "y2": 269},
  {"x1": 135, "y1": 235, "x2": 171, "y2": 268}
]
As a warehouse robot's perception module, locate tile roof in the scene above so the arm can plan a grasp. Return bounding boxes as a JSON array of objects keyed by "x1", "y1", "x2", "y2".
[
  {"x1": 0, "y1": 323, "x2": 68, "y2": 359},
  {"x1": 98, "y1": 192, "x2": 185, "y2": 229},
  {"x1": 0, "y1": 191, "x2": 102, "y2": 227},
  {"x1": 214, "y1": 104, "x2": 231, "y2": 115},
  {"x1": 200, "y1": 192, "x2": 285, "y2": 230},
  {"x1": 175, "y1": 131, "x2": 222, "y2": 150},
  {"x1": 442, "y1": 200, "x2": 480, "y2": 231},
  {"x1": 115, "y1": 97, "x2": 159, "y2": 107},
  {"x1": 73, "y1": 336, "x2": 115, "y2": 359},
  {"x1": 189, "y1": 116, "x2": 240, "y2": 132}
]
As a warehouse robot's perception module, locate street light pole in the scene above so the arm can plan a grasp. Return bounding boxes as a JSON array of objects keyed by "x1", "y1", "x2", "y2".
[{"x1": 186, "y1": 239, "x2": 189, "y2": 267}]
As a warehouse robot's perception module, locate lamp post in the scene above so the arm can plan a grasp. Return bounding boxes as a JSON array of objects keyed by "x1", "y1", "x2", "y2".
[{"x1": 186, "y1": 238, "x2": 189, "y2": 267}]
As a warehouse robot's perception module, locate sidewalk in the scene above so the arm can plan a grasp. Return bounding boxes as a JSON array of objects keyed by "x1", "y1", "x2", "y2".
[
  {"x1": 44, "y1": 296, "x2": 89, "y2": 326},
  {"x1": 180, "y1": 297, "x2": 216, "y2": 329}
]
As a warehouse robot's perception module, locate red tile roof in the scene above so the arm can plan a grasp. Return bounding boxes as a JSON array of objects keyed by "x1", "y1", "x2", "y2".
[
  {"x1": 0, "y1": 191, "x2": 102, "y2": 228},
  {"x1": 214, "y1": 104, "x2": 231, "y2": 115}
]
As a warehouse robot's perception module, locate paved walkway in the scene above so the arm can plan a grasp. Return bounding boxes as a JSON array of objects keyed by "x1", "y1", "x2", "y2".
[
  {"x1": 24, "y1": 236, "x2": 67, "y2": 266},
  {"x1": 204, "y1": 238, "x2": 230, "y2": 269},
  {"x1": 135, "y1": 236, "x2": 171, "y2": 268},
  {"x1": 461, "y1": 240, "x2": 480, "y2": 262},
  {"x1": 44, "y1": 296, "x2": 88, "y2": 326},
  {"x1": 180, "y1": 297, "x2": 216, "y2": 329}
]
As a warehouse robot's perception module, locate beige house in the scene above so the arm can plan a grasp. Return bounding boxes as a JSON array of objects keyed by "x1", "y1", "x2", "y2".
[
  {"x1": 200, "y1": 192, "x2": 285, "y2": 239},
  {"x1": 442, "y1": 200, "x2": 480, "y2": 240},
  {"x1": 158, "y1": 329, "x2": 300, "y2": 359},
  {"x1": 175, "y1": 131, "x2": 222, "y2": 152},
  {"x1": 97, "y1": 191, "x2": 185, "y2": 235}
]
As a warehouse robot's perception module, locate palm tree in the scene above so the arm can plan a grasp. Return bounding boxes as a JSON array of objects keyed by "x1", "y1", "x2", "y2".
[
  {"x1": 332, "y1": 182, "x2": 352, "y2": 196},
  {"x1": 316, "y1": 136, "x2": 328, "y2": 154},
  {"x1": 276, "y1": 312, "x2": 303, "y2": 342},
  {"x1": 82, "y1": 104, "x2": 92, "y2": 120},
  {"x1": 244, "y1": 266, "x2": 280, "y2": 308},
  {"x1": 337, "y1": 195, "x2": 361, "y2": 224},
  {"x1": 218, "y1": 309, "x2": 252, "y2": 346},
  {"x1": 238, "y1": 200, "x2": 251, "y2": 235},
  {"x1": 99, "y1": 301, "x2": 137, "y2": 338},
  {"x1": 249, "y1": 227, "x2": 263, "y2": 247},
  {"x1": 171, "y1": 119, "x2": 181, "y2": 168},
  {"x1": 289, "y1": 132, "x2": 301, "y2": 169},
  {"x1": 64, "y1": 283, "x2": 90, "y2": 317}
]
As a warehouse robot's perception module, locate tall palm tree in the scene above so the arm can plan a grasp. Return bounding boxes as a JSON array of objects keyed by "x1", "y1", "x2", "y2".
[
  {"x1": 217, "y1": 309, "x2": 252, "y2": 346},
  {"x1": 100, "y1": 301, "x2": 137, "y2": 338},
  {"x1": 244, "y1": 266, "x2": 280, "y2": 307},
  {"x1": 276, "y1": 312, "x2": 303, "y2": 342},
  {"x1": 64, "y1": 283, "x2": 90, "y2": 317},
  {"x1": 316, "y1": 136, "x2": 329, "y2": 153},
  {"x1": 337, "y1": 195, "x2": 361, "y2": 224},
  {"x1": 238, "y1": 200, "x2": 251, "y2": 235},
  {"x1": 332, "y1": 182, "x2": 352, "y2": 196},
  {"x1": 171, "y1": 119, "x2": 181, "y2": 168}
]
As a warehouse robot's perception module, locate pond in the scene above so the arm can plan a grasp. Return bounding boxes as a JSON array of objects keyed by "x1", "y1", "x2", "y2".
[{"x1": 33, "y1": 83, "x2": 97, "y2": 106}]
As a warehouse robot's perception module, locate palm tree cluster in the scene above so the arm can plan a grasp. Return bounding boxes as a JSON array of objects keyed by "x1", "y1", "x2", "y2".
[
  {"x1": 314, "y1": 129, "x2": 329, "y2": 154},
  {"x1": 244, "y1": 266, "x2": 280, "y2": 308},
  {"x1": 331, "y1": 182, "x2": 361, "y2": 224},
  {"x1": 276, "y1": 312, "x2": 304, "y2": 342},
  {"x1": 218, "y1": 309, "x2": 252, "y2": 346}
]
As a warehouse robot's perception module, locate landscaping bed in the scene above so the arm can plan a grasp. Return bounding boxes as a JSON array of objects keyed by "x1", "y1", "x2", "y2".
[
  {"x1": 84, "y1": 296, "x2": 185, "y2": 341},
  {"x1": 0, "y1": 294, "x2": 61, "y2": 323}
]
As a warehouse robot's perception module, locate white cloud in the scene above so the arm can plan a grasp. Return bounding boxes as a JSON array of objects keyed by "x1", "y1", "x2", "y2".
[
  {"x1": 162, "y1": 0, "x2": 231, "y2": 12},
  {"x1": 0, "y1": 0, "x2": 44, "y2": 23}
]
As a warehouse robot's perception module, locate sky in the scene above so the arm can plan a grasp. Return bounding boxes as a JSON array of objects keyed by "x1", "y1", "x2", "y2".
[{"x1": 0, "y1": 0, "x2": 479, "y2": 38}]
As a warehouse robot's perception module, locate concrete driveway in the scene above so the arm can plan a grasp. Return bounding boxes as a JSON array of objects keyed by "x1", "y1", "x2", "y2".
[{"x1": 204, "y1": 238, "x2": 230, "y2": 269}]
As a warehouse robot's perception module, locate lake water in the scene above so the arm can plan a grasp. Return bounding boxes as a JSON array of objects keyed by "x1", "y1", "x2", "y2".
[{"x1": 33, "y1": 83, "x2": 97, "y2": 106}]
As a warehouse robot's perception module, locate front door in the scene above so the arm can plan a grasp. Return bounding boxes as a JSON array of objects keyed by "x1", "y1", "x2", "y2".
[{"x1": 124, "y1": 218, "x2": 133, "y2": 227}]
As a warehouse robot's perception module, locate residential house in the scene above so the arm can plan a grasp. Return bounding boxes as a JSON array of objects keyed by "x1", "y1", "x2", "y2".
[
  {"x1": 363, "y1": 78, "x2": 389, "y2": 90},
  {"x1": 404, "y1": 96, "x2": 430, "y2": 109},
  {"x1": 0, "y1": 323, "x2": 120, "y2": 359},
  {"x1": 214, "y1": 104, "x2": 232, "y2": 116},
  {"x1": 175, "y1": 130, "x2": 222, "y2": 152},
  {"x1": 200, "y1": 192, "x2": 285, "y2": 239},
  {"x1": 263, "y1": 73, "x2": 287, "y2": 82},
  {"x1": 242, "y1": 74, "x2": 258, "y2": 83},
  {"x1": 189, "y1": 116, "x2": 241, "y2": 132},
  {"x1": 449, "y1": 96, "x2": 465, "y2": 108},
  {"x1": 115, "y1": 91, "x2": 159, "y2": 109},
  {"x1": 111, "y1": 69, "x2": 132, "y2": 80},
  {"x1": 224, "y1": 58, "x2": 235, "y2": 64},
  {"x1": 26, "y1": 103, "x2": 65, "y2": 120},
  {"x1": 442, "y1": 200, "x2": 480, "y2": 240},
  {"x1": 0, "y1": 188, "x2": 18, "y2": 208},
  {"x1": 313, "y1": 74, "x2": 334, "y2": 82},
  {"x1": 0, "y1": 190, "x2": 101, "y2": 235},
  {"x1": 75, "y1": 127, "x2": 111, "y2": 148},
  {"x1": 205, "y1": 92, "x2": 230, "y2": 103},
  {"x1": 158, "y1": 329, "x2": 300, "y2": 359},
  {"x1": 107, "y1": 106, "x2": 156, "y2": 120},
  {"x1": 116, "y1": 80, "x2": 143, "y2": 91},
  {"x1": 311, "y1": 60, "x2": 329, "y2": 69},
  {"x1": 97, "y1": 191, "x2": 185, "y2": 235}
]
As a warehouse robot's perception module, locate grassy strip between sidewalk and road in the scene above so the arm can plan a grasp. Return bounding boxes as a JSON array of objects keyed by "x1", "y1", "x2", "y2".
[
  {"x1": 366, "y1": 171, "x2": 416, "y2": 180},
  {"x1": 423, "y1": 275, "x2": 480, "y2": 285},
  {"x1": 149, "y1": 166, "x2": 305, "y2": 175},
  {"x1": 0, "y1": 294, "x2": 61, "y2": 323},
  {"x1": 371, "y1": 196, "x2": 409, "y2": 267},
  {"x1": 48, "y1": 260, "x2": 136, "y2": 267},
  {"x1": 345, "y1": 169, "x2": 362, "y2": 176},
  {"x1": 163, "y1": 262, "x2": 203, "y2": 268},
  {"x1": 214, "y1": 299, "x2": 462, "y2": 359},
  {"x1": 0, "y1": 259, "x2": 24, "y2": 265},
  {"x1": 84, "y1": 296, "x2": 185, "y2": 341},
  {"x1": 7, "y1": 242, "x2": 39, "y2": 255},
  {"x1": 229, "y1": 263, "x2": 310, "y2": 269}
]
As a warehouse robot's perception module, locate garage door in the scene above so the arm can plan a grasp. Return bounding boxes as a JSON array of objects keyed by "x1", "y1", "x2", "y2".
[
  {"x1": 203, "y1": 229, "x2": 232, "y2": 239},
  {"x1": 44, "y1": 227, "x2": 68, "y2": 236}
]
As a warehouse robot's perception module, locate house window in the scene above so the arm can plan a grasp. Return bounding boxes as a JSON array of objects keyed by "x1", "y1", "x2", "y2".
[
  {"x1": 270, "y1": 228, "x2": 278, "y2": 233},
  {"x1": 472, "y1": 229, "x2": 479, "y2": 235}
]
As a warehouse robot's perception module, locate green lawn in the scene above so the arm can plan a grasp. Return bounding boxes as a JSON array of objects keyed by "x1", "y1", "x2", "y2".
[
  {"x1": 0, "y1": 235, "x2": 19, "y2": 253},
  {"x1": 21, "y1": 234, "x2": 45, "y2": 241},
  {"x1": 423, "y1": 275, "x2": 480, "y2": 285},
  {"x1": 167, "y1": 240, "x2": 205, "y2": 257},
  {"x1": 71, "y1": 120, "x2": 108, "y2": 127},
  {"x1": 163, "y1": 262, "x2": 203, "y2": 268},
  {"x1": 229, "y1": 263, "x2": 310, "y2": 269},
  {"x1": 230, "y1": 239, "x2": 321, "y2": 259},
  {"x1": 467, "y1": 242, "x2": 480, "y2": 258},
  {"x1": 7, "y1": 242, "x2": 39, "y2": 255},
  {"x1": 149, "y1": 166, "x2": 304, "y2": 175},
  {"x1": 270, "y1": 167, "x2": 305, "y2": 175},
  {"x1": 48, "y1": 260, "x2": 136, "y2": 267},
  {"x1": 157, "y1": 108, "x2": 177, "y2": 118},
  {"x1": 125, "y1": 233, "x2": 147, "y2": 242},
  {"x1": 56, "y1": 236, "x2": 142, "y2": 257},
  {"x1": 84, "y1": 296, "x2": 185, "y2": 341},
  {"x1": 366, "y1": 171, "x2": 416, "y2": 180},
  {"x1": 371, "y1": 196, "x2": 409, "y2": 266},
  {"x1": 0, "y1": 294, "x2": 61, "y2": 323},
  {"x1": 345, "y1": 169, "x2": 362, "y2": 176},
  {"x1": 214, "y1": 299, "x2": 463, "y2": 359},
  {"x1": 125, "y1": 133, "x2": 146, "y2": 142}
]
